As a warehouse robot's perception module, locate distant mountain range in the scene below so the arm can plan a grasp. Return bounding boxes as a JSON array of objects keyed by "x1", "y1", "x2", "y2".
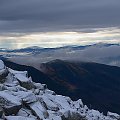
[
  {"x1": 3, "y1": 59, "x2": 120, "y2": 114},
  {"x1": 0, "y1": 43, "x2": 120, "y2": 53},
  {"x1": 1, "y1": 43, "x2": 120, "y2": 67}
]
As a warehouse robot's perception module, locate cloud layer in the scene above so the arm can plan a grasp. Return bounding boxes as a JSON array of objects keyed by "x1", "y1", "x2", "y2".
[{"x1": 0, "y1": 0, "x2": 120, "y2": 33}]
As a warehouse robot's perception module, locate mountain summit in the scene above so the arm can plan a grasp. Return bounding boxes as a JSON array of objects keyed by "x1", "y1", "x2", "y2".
[{"x1": 0, "y1": 60, "x2": 120, "y2": 120}]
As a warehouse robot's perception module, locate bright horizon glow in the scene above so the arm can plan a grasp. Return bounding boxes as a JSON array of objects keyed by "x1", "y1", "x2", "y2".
[{"x1": 0, "y1": 27, "x2": 120, "y2": 49}]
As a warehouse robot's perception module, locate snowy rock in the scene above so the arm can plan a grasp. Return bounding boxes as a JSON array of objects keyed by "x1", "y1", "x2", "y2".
[
  {"x1": 72, "y1": 99, "x2": 84, "y2": 110},
  {"x1": 0, "y1": 69, "x2": 8, "y2": 82},
  {"x1": 54, "y1": 95, "x2": 72, "y2": 110},
  {"x1": 107, "y1": 112, "x2": 120, "y2": 119},
  {"x1": 15, "y1": 74, "x2": 35, "y2": 90},
  {"x1": 62, "y1": 110, "x2": 87, "y2": 120},
  {"x1": 0, "y1": 84, "x2": 5, "y2": 91},
  {"x1": 17, "y1": 108, "x2": 37, "y2": 119},
  {"x1": 0, "y1": 60, "x2": 8, "y2": 82},
  {"x1": 8, "y1": 68, "x2": 34, "y2": 90},
  {"x1": 13, "y1": 91, "x2": 37, "y2": 104},
  {"x1": 86, "y1": 109, "x2": 104, "y2": 120},
  {"x1": 0, "y1": 60, "x2": 5, "y2": 70},
  {"x1": 33, "y1": 88, "x2": 40, "y2": 95},
  {"x1": 0, "y1": 91, "x2": 21, "y2": 116},
  {"x1": 41, "y1": 95, "x2": 59, "y2": 111},
  {"x1": 8, "y1": 68, "x2": 28, "y2": 77},
  {"x1": 29, "y1": 101, "x2": 49, "y2": 120},
  {"x1": 5, "y1": 116, "x2": 36, "y2": 120},
  {"x1": 45, "y1": 89, "x2": 56, "y2": 95},
  {"x1": 34, "y1": 83, "x2": 44, "y2": 90},
  {"x1": 0, "y1": 107, "x2": 3, "y2": 118}
]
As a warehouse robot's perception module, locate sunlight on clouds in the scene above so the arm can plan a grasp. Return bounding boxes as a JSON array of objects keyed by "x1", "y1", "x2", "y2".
[{"x1": 0, "y1": 27, "x2": 120, "y2": 49}]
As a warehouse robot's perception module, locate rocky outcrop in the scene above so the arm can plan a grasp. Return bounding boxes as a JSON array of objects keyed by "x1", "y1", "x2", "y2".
[
  {"x1": 29, "y1": 101, "x2": 49, "y2": 120},
  {"x1": 0, "y1": 107, "x2": 3, "y2": 118},
  {"x1": 0, "y1": 60, "x2": 8, "y2": 83},
  {"x1": 0, "y1": 60, "x2": 120, "y2": 120},
  {"x1": 0, "y1": 91, "x2": 22, "y2": 116},
  {"x1": 107, "y1": 112, "x2": 120, "y2": 120},
  {"x1": 13, "y1": 71, "x2": 35, "y2": 90},
  {"x1": 61, "y1": 111, "x2": 87, "y2": 120}
]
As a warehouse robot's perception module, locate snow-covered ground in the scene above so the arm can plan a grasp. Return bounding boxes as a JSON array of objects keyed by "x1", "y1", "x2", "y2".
[{"x1": 0, "y1": 59, "x2": 120, "y2": 120}]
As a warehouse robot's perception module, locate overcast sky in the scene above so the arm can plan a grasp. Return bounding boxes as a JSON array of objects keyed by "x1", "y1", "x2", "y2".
[{"x1": 0, "y1": 0, "x2": 120, "y2": 48}]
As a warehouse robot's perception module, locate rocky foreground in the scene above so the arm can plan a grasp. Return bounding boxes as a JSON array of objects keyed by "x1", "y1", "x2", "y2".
[{"x1": 0, "y1": 60, "x2": 120, "y2": 120}]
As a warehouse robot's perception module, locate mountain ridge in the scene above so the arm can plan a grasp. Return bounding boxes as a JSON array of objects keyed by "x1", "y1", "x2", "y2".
[
  {"x1": 0, "y1": 59, "x2": 120, "y2": 120},
  {"x1": 3, "y1": 59, "x2": 120, "y2": 114}
]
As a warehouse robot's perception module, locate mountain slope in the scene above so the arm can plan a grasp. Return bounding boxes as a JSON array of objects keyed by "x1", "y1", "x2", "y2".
[
  {"x1": 39, "y1": 60, "x2": 120, "y2": 114},
  {"x1": 3, "y1": 59, "x2": 120, "y2": 114},
  {"x1": 0, "y1": 59, "x2": 120, "y2": 120}
]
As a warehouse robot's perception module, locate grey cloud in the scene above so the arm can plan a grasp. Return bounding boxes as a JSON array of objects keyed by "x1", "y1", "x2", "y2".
[{"x1": 0, "y1": 0, "x2": 120, "y2": 33}]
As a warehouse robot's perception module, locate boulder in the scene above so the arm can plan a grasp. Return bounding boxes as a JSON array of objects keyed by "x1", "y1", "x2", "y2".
[
  {"x1": 34, "y1": 83, "x2": 46, "y2": 90},
  {"x1": 62, "y1": 110, "x2": 87, "y2": 120},
  {"x1": 28, "y1": 101, "x2": 49, "y2": 120},
  {"x1": 73, "y1": 99, "x2": 84, "y2": 110},
  {"x1": 0, "y1": 69, "x2": 9, "y2": 83},
  {"x1": 13, "y1": 91, "x2": 37, "y2": 104},
  {"x1": 0, "y1": 84, "x2": 5, "y2": 91},
  {"x1": 0, "y1": 91, "x2": 22, "y2": 116},
  {"x1": 15, "y1": 74, "x2": 35, "y2": 90},
  {"x1": 41, "y1": 95, "x2": 59, "y2": 111},
  {"x1": 0, "y1": 107, "x2": 3, "y2": 118},
  {"x1": 3, "y1": 105, "x2": 21, "y2": 116},
  {"x1": 0, "y1": 60, "x2": 9, "y2": 83},
  {"x1": 5, "y1": 116, "x2": 36, "y2": 120},
  {"x1": 17, "y1": 108, "x2": 36, "y2": 118},
  {"x1": 107, "y1": 112, "x2": 120, "y2": 120}
]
